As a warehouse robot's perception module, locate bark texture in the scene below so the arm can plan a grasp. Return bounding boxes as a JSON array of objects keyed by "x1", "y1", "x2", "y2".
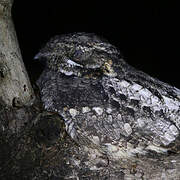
[
  {"x1": 1, "y1": 104, "x2": 180, "y2": 180},
  {"x1": 0, "y1": 0, "x2": 34, "y2": 107}
]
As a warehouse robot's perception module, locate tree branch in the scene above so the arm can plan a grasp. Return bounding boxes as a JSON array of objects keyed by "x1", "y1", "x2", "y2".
[{"x1": 0, "y1": 0, "x2": 34, "y2": 106}]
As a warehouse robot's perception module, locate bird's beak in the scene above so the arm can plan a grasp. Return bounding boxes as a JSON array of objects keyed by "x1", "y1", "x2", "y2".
[{"x1": 34, "y1": 52, "x2": 42, "y2": 60}]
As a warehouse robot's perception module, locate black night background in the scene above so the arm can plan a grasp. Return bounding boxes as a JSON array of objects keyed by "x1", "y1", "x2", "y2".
[{"x1": 12, "y1": 1, "x2": 180, "y2": 88}]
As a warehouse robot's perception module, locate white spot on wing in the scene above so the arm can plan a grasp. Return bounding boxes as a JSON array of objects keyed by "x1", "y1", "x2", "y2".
[
  {"x1": 163, "y1": 96, "x2": 180, "y2": 111},
  {"x1": 131, "y1": 83, "x2": 142, "y2": 92},
  {"x1": 106, "y1": 107, "x2": 113, "y2": 114},
  {"x1": 93, "y1": 107, "x2": 103, "y2": 115},
  {"x1": 82, "y1": 106, "x2": 91, "y2": 113},
  {"x1": 139, "y1": 88, "x2": 152, "y2": 98},
  {"x1": 124, "y1": 123, "x2": 132, "y2": 136},
  {"x1": 120, "y1": 80, "x2": 130, "y2": 88},
  {"x1": 169, "y1": 125, "x2": 179, "y2": 136},
  {"x1": 137, "y1": 118, "x2": 146, "y2": 128},
  {"x1": 69, "y1": 108, "x2": 78, "y2": 118},
  {"x1": 163, "y1": 132, "x2": 175, "y2": 144},
  {"x1": 151, "y1": 95, "x2": 160, "y2": 106}
]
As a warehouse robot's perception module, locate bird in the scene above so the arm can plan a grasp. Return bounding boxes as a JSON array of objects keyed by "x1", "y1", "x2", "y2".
[{"x1": 35, "y1": 32, "x2": 180, "y2": 160}]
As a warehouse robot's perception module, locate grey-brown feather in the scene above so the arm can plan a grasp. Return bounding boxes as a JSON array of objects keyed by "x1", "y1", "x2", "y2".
[{"x1": 36, "y1": 32, "x2": 180, "y2": 159}]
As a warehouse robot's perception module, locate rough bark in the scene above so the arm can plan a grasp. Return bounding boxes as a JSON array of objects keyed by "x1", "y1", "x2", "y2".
[
  {"x1": 0, "y1": 0, "x2": 34, "y2": 107},
  {"x1": 1, "y1": 2, "x2": 180, "y2": 179},
  {"x1": 1, "y1": 104, "x2": 180, "y2": 180}
]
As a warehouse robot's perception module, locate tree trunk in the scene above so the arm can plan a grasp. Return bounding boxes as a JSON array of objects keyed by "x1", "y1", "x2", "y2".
[{"x1": 0, "y1": 0, "x2": 34, "y2": 107}]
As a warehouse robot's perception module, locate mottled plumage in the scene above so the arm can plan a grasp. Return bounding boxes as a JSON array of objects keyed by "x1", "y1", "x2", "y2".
[{"x1": 35, "y1": 32, "x2": 180, "y2": 159}]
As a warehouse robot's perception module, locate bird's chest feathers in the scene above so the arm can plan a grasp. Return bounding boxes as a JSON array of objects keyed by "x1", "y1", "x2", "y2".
[{"x1": 57, "y1": 76, "x2": 108, "y2": 110}]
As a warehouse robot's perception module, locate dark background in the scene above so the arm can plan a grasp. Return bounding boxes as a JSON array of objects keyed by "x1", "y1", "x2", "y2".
[{"x1": 12, "y1": 1, "x2": 180, "y2": 87}]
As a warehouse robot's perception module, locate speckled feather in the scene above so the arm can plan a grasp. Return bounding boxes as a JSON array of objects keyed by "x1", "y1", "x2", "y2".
[{"x1": 36, "y1": 32, "x2": 180, "y2": 159}]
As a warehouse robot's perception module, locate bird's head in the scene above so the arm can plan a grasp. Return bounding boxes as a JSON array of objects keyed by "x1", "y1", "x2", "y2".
[{"x1": 34, "y1": 32, "x2": 122, "y2": 77}]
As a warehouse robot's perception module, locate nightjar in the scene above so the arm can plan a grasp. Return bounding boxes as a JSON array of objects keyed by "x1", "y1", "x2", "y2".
[{"x1": 35, "y1": 32, "x2": 180, "y2": 159}]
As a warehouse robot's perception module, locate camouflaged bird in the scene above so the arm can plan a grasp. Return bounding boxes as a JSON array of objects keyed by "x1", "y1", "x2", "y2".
[{"x1": 35, "y1": 32, "x2": 180, "y2": 160}]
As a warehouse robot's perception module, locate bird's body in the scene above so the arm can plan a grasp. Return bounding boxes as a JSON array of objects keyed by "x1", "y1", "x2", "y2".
[{"x1": 36, "y1": 32, "x2": 180, "y2": 159}]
